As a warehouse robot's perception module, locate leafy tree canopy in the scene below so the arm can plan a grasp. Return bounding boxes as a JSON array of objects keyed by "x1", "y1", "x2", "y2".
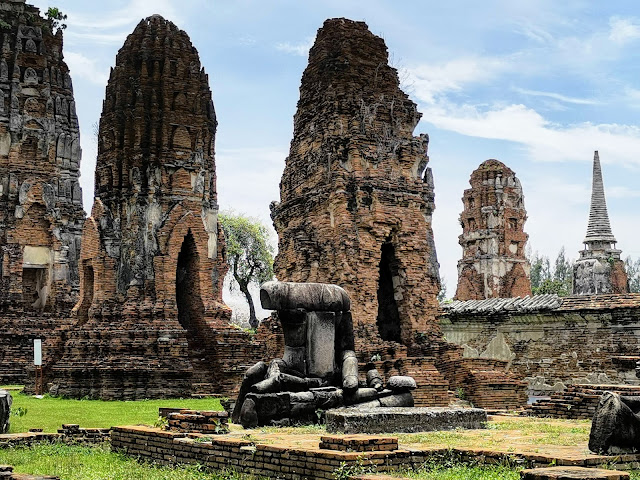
[
  {"x1": 219, "y1": 212, "x2": 274, "y2": 328},
  {"x1": 45, "y1": 7, "x2": 67, "y2": 32}
]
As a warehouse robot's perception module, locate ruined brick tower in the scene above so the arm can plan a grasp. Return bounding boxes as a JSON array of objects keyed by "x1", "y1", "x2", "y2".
[
  {"x1": 271, "y1": 18, "x2": 441, "y2": 356},
  {"x1": 50, "y1": 15, "x2": 241, "y2": 399},
  {"x1": 455, "y1": 159, "x2": 531, "y2": 300},
  {"x1": 0, "y1": 0, "x2": 85, "y2": 385},
  {"x1": 573, "y1": 151, "x2": 628, "y2": 295},
  {"x1": 0, "y1": 0, "x2": 84, "y2": 315}
]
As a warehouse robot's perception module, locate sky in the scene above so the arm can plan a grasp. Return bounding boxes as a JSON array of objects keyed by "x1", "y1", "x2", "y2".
[{"x1": 27, "y1": 0, "x2": 640, "y2": 315}]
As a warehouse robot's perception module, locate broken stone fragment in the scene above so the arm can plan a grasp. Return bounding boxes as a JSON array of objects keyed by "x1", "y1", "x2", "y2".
[
  {"x1": 589, "y1": 391, "x2": 640, "y2": 454},
  {"x1": 386, "y1": 376, "x2": 417, "y2": 392},
  {"x1": 366, "y1": 368, "x2": 384, "y2": 391}
]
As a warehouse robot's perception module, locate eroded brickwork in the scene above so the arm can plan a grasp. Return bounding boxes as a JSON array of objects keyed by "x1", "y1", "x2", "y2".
[
  {"x1": 271, "y1": 18, "x2": 440, "y2": 357},
  {"x1": 440, "y1": 293, "x2": 640, "y2": 391},
  {"x1": 0, "y1": 1, "x2": 83, "y2": 385},
  {"x1": 0, "y1": 1, "x2": 84, "y2": 314},
  {"x1": 50, "y1": 15, "x2": 252, "y2": 399},
  {"x1": 455, "y1": 160, "x2": 531, "y2": 300}
]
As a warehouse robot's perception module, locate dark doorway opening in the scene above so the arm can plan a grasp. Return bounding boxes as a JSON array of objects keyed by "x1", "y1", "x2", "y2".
[
  {"x1": 77, "y1": 263, "x2": 94, "y2": 323},
  {"x1": 22, "y1": 267, "x2": 47, "y2": 311},
  {"x1": 176, "y1": 230, "x2": 204, "y2": 330},
  {"x1": 376, "y1": 242, "x2": 402, "y2": 343}
]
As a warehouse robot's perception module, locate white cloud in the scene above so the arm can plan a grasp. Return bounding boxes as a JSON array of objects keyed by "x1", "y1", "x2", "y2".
[
  {"x1": 513, "y1": 87, "x2": 601, "y2": 105},
  {"x1": 420, "y1": 100, "x2": 640, "y2": 168},
  {"x1": 275, "y1": 37, "x2": 314, "y2": 57},
  {"x1": 608, "y1": 186, "x2": 640, "y2": 199},
  {"x1": 609, "y1": 16, "x2": 640, "y2": 45},
  {"x1": 408, "y1": 56, "x2": 512, "y2": 103},
  {"x1": 69, "y1": 0, "x2": 183, "y2": 30},
  {"x1": 64, "y1": 51, "x2": 109, "y2": 85}
]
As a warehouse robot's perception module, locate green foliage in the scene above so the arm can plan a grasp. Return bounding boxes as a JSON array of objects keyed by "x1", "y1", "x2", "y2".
[
  {"x1": 45, "y1": 7, "x2": 67, "y2": 32},
  {"x1": 333, "y1": 456, "x2": 376, "y2": 479},
  {"x1": 401, "y1": 463, "x2": 521, "y2": 479},
  {"x1": 219, "y1": 212, "x2": 274, "y2": 327},
  {"x1": 534, "y1": 278, "x2": 571, "y2": 296},
  {"x1": 153, "y1": 416, "x2": 168, "y2": 430},
  {"x1": 7, "y1": 392, "x2": 223, "y2": 433},
  {"x1": 11, "y1": 406, "x2": 27, "y2": 418},
  {"x1": 437, "y1": 275, "x2": 449, "y2": 302},
  {"x1": 625, "y1": 256, "x2": 640, "y2": 293},
  {"x1": 0, "y1": 443, "x2": 250, "y2": 480},
  {"x1": 528, "y1": 247, "x2": 573, "y2": 296},
  {"x1": 0, "y1": 19, "x2": 11, "y2": 30}
]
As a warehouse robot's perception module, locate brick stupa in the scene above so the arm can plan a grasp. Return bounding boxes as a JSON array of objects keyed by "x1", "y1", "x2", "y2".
[
  {"x1": 573, "y1": 151, "x2": 628, "y2": 295},
  {"x1": 0, "y1": 0, "x2": 85, "y2": 383},
  {"x1": 455, "y1": 159, "x2": 532, "y2": 300},
  {"x1": 50, "y1": 15, "x2": 255, "y2": 399},
  {"x1": 270, "y1": 18, "x2": 441, "y2": 357}
]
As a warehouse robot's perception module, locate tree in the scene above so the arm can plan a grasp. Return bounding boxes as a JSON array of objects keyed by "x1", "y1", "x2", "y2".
[
  {"x1": 45, "y1": 7, "x2": 67, "y2": 33},
  {"x1": 437, "y1": 276, "x2": 448, "y2": 302},
  {"x1": 625, "y1": 256, "x2": 640, "y2": 293},
  {"x1": 219, "y1": 213, "x2": 274, "y2": 328},
  {"x1": 528, "y1": 247, "x2": 573, "y2": 296}
]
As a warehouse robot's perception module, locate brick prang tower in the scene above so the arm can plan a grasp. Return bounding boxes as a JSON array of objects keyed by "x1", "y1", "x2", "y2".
[
  {"x1": 0, "y1": 0, "x2": 84, "y2": 315},
  {"x1": 50, "y1": 15, "x2": 238, "y2": 399},
  {"x1": 271, "y1": 18, "x2": 441, "y2": 357},
  {"x1": 455, "y1": 159, "x2": 532, "y2": 300}
]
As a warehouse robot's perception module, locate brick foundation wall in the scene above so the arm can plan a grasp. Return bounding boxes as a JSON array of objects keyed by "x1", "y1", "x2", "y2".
[
  {"x1": 440, "y1": 305, "x2": 640, "y2": 390},
  {"x1": 527, "y1": 384, "x2": 640, "y2": 420}
]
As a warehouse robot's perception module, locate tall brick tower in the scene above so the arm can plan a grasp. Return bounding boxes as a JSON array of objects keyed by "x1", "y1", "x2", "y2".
[
  {"x1": 271, "y1": 18, "x2": 441, "y2": 356},
  {"x1": 573, "y1": 151, "x2": 628, "y2": 295},
  {"x1": 0, "y1": 0, "x2": 85, "y2": 385},
  {"x1": 0, "y1": 0, "x2": 84, "y2": 315},
  {"x1": 51, "y1": 16, "x2": 240, "y2": 399},
  {"x1": 455, "y1": 159, "x2": 531, "y2": 300}
]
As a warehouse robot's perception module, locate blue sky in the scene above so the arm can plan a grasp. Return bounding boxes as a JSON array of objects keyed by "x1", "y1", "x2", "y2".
[{"x1": 29, "y1": 0, "x2": 640, "y2": 304}]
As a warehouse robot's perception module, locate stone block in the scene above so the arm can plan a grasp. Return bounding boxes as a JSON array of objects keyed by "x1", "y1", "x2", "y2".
[{"x1": 326, "y1": 406, "x2": 487, "y2": 434}]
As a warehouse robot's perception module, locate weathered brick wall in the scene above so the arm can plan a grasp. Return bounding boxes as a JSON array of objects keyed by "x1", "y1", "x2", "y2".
[
  {"x1": 271, "y1": 18, "x2": 441, "y2": 357},
  {"x1": 0, "y1": 1, "x2": 84, "y2": 316},
  {"x1": 111, "y1": 426, "x2": 430, "y2": 479},
  {"x1": 0, "y1": 314, "x2": 71, "y2": 385},
  {"x1": 455, "y1": 160, "x2": 531, "y2": 300},
  {"x1": 527, "y1": 384, "x2": 640, "y2": 420},
  {"x1": 440, "y1": 300, "x2": 640, "y2": 389}
]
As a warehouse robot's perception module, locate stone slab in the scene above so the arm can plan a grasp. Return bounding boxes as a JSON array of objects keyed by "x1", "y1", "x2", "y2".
[
  {"x1": 520, "y1": 466, "x2": 630, "y2": 480},
  {"x1": 325, "y1": 407, "x2": 487, "y2": 434}
]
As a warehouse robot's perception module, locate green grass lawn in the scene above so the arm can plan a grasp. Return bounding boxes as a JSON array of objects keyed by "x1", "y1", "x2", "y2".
[
  {"x1": 3, "y1": 389, "x2": 223, "y2": 433},
  {"x1": 0, "y1": 443, "x2": 252, "y2": 479}
]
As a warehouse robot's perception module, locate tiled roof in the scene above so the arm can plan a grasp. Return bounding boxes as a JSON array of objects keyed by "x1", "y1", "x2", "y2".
[
  {"x1": 557, "y1": 293, "x2": 640, "y2": 311},
  {"x1": 441, "y1": 294, "x2": 562, "y2": 314},
  {"x1": 441, "y1": 293, "x2": 640, "y2": 314}
]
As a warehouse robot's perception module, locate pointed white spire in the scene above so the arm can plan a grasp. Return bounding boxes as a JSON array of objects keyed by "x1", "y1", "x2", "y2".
[{"x1": 584, "y1": 151, "x2": 616, "y2": 244}]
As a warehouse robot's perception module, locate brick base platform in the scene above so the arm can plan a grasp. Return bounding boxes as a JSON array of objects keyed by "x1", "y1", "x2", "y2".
[
  {"x1": 527, "y1": 384, "x2": 640, "y2": 420},
  {"x1": 111, "y1": 425, "x2": 640, "y2": 479},
  {"x1": 319, "y1": 435, "x2": 398, "y2": 452},
  {"x1": 520, "y1": 466, "x2": 630, "y2": 480}
]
